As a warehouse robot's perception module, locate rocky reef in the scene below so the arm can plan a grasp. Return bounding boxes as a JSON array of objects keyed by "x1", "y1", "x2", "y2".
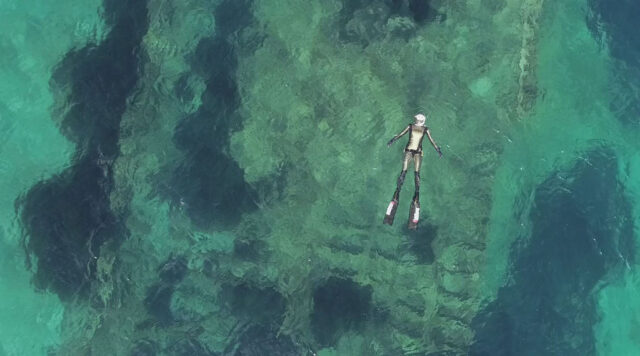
[
  {"x1": 516, "y1": 0, "x2": 544, "y2": 117},
  {"x1": 10, "y1": 0, "x2": 556, "y2": 354}
]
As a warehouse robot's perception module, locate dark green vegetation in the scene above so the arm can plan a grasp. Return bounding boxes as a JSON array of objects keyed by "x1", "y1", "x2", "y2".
[
  {"x1": 166, "y1": 0, "x2": 258, "y2": 230},
  {"x1": 19, "y1": 0, "x2": 149, "y2": 299}
]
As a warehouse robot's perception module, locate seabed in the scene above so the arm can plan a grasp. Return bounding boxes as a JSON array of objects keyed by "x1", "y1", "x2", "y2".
[{"x1": 1, "y1": 0, "x2": 640, "y2": 355}]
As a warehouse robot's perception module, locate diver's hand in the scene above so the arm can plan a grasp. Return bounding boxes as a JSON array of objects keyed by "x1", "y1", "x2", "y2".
[
  {"x1": 436, "y1": 146, "x2": 443, "y2": 158},
  {"x1": 387, "y1": 139, "x2": 395, "y2": 147}
]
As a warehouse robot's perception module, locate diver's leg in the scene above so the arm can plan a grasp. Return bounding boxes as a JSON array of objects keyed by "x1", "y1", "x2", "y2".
[
  {"x1": 393, "y1": 151, "x2": 412, "y2": 200},
  {"x1": 403, "y1": 150, "x2": 412, "y2": 171},
  {"x1": 408, "y1": 153, "x2": 422, "y2": 229},
  {"x1": 384, "y1": 152, "x2": 411, "y2": 225},
  {"x1": 413, "y1": 172, "x2": 421, "y2": 202},
  {"x1": 392, "y1": 170, "x2": 407, "y2": 201},
  {"x1": 413, "y1": 154, "x2": 422, "y2": 203}
]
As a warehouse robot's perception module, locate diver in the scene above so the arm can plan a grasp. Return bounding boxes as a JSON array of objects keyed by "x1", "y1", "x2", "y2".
[{"x1": 384, "y1": 113, "x2": 442, "y2": 229}]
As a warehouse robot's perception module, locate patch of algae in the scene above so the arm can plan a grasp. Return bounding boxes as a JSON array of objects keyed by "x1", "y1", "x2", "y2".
[{"x1": 53, "y1": 0, "x2": 219, "y2": 354}]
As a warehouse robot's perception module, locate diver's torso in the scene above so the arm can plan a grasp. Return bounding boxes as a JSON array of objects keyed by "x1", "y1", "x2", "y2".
[{"x1": 405, "y1": 124, "x2": 427, "y2": 151}]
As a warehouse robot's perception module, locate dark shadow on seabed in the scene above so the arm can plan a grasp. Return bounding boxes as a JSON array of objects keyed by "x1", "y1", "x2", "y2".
[
  {"x1": 337, "y1": 0, "x2": 444, "y2": 46},
  {"x1": 17, "y1": 0, "x2": 149, "y2": 300},
  {"x1": 470, "y1": 148, "x2": 635, "y2": 356},
  {"x1": 141, "y1": 1, "x2": 306, "y2": 354},
  {"x1": 405, "y1": 220, "x2": 437, "y2": 264},
  {"x1": 311, "y1": 277, "x2": 374, "y2": 347},
  {"x1": 163, "y1": 0, "x2": 259, "y2": 230}
]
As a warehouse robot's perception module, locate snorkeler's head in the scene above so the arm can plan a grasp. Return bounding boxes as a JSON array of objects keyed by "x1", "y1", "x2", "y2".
[{"x1": 414, "y1": 113, "x2": 426, "y2": 126}]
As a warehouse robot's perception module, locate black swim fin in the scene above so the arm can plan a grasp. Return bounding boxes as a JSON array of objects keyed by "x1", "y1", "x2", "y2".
[
  {"x1": 408, "y1": 200, "x2": 420, "y2": 230},
  {"x1": 383, "y1": 199, "x2": 399, "y2": 225}
]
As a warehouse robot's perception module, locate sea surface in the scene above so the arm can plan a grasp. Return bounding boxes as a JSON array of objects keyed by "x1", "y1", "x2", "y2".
[{"x1": 1, "y1": 0, "x2": 639, "y2": 355}]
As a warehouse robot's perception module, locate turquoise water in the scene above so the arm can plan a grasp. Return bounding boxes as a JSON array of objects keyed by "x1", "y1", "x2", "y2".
[{"x1": 1, "y1": 0, "x2": 640, "y2": 355}]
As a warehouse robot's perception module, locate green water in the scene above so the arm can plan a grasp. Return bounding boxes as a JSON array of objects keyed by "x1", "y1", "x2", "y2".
[
  {"x1": 0, "y1": 0, "x2": 105, "y2": 354},
  {"x1": 484, "y1": 0, "x2": 640, "y2": 354},
  {"x1": 485, "y1": 0, "x2": 632, "y2": 286},
  {"x1": 1, "y1": 0, "x2": 639, "y2": 354}
]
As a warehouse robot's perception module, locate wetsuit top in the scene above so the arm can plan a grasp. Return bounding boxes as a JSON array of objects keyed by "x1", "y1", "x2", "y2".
[{"x1": 393, "y1": 123, "x2": 427, "y2": 152}]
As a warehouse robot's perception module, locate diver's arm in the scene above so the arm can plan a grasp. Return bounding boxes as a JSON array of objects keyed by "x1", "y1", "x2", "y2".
[
  {"x1": 387, "y1": 125, "x2": 410, "y2": 147},
  {"x1": 426, "y1": 129, "x2": 443, "y2": 157}
]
